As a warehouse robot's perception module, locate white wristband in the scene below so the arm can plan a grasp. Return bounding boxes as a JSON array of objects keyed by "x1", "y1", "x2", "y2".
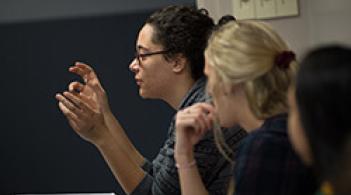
[{"x1": 175, "y1": 160, "x2": 196, "y2": 169}]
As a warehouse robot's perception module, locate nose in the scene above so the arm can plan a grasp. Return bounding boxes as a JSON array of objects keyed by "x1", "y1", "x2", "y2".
[{"x1": 129, "y1": 58, "x2": 139, "y2": 73}]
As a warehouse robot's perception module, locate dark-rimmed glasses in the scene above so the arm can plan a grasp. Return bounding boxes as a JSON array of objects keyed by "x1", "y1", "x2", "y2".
[{"x1": 135, "y1": 50, "x2": 170, "y2": 64}]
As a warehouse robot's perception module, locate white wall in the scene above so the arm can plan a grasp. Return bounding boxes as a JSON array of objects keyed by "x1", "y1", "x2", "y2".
[{"x1": 197, "y1": 0, "x2": 351, "y2": 57}]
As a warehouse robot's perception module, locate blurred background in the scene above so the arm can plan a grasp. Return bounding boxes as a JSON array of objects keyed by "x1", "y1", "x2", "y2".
[
  {"x1": 0, "y1": 0, "x2": 350, "y2": 194},
  {"x1": 199, "y1": 0, "x2": 351, "y2": 57}
]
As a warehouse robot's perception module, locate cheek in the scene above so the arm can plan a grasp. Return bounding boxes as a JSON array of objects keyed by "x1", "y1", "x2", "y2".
[
  {"x1": 288, "y1": 112, "x2": 312, "y2": 165},
  {"x1": 214, "y1": 95, "x2": 238, "y2": 128},
  {"x1": 212, "y1": 95, "x2": 224, "y2": 119},
  {"x1": 139, "y1": 68, "x2": 164, "y2": 95},
  {"x1": 288, "y1": 113, "x2": 299, "y2": 149},
  {"x1": 143, "y1": 63, "x2": 168, "y2": 83},
  {"x1": 207, "y1": 79, "x2": 215, "y2": 94},
  {"x1": 215, "y1": 100, "x2": 226, "y2": 126}
]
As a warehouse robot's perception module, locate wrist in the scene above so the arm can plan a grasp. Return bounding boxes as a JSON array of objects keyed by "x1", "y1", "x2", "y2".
[
  {"x1": 174, "y1": 144, "x2": 194, "y2": 159},
  {"x1": 176, "y1": 159, "x2": 196, "y2": 169},
  {"x1": 174, "y1": 136, "x2": 195, "y2": 156},
  {"x1": 93, "y1": 128, "x2": 113, "y2": 148},
  {"x1": 174, "y1": 151, "x2": 195, "y2": 164},
  {"x1": 102, "y1": 106, "x2": 113, "y2": 116}
]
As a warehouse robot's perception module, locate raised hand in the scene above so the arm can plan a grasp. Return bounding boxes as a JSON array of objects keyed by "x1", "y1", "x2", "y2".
[
  {"x1": 174, "y1": 103, "x2": 216, "y2": 157},
  {"x1": 68, "y1": 62, "x2": 110, "y2": 113},
  {"x1": 56, "y1": 90, "x2": 108, "y2": 145},
  {"x1": 56, "y1": 62, "x2": 111, "y2": 145}
]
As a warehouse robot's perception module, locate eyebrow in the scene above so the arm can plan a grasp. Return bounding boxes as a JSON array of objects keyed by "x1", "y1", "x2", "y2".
[{"x1": 137, "y1": 45, "x2": 150, "y2": 52}]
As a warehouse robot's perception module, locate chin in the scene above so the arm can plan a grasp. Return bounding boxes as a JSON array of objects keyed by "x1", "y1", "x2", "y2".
[
  {"x1": 138, "y1": 84, "x2": 166, "y2": 100},
  {"x1": 139, "y1": 89, "x2": 154, "y2": 99},
  {"x1": 139, "y1": 89, "x2": 148, "y2": 98}
]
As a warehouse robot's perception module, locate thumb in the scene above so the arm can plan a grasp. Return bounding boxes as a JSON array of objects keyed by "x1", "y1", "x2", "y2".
[{"x1": 68, "y1": 81, "x2": 85, "y2": 93}]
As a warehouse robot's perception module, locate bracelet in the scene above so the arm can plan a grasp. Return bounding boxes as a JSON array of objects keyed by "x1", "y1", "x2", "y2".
[{"x1": 175, "y1": 160, "x2": 196, "y2": 169}]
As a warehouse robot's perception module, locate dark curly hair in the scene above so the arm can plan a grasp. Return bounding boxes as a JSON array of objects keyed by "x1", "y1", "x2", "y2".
[{"x1": 145, "y1": 5, "x2": 214, "y2": 80}]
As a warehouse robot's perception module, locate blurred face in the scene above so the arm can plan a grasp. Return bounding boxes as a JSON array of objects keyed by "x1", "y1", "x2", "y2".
[
  {"x1": 204, "y1": 58, "x2": 241, "y2": 128},
  {"x1": 129, "y1": 24, "x2": 175, "y2": 99},
  {"x1": 287, "y1": 87, "x2": 313, "y2": 165}
]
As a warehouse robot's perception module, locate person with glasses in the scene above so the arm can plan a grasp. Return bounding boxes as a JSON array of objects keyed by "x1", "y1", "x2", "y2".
[{"x1": 55, "y1": 5, "x2": 245, "y2": 195}]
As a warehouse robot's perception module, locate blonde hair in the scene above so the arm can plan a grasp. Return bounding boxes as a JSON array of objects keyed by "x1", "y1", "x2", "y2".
[
  {"x1": 206, "y1": 20, "x2": 297, "y2": 119},
  {"x1": 206, "y1": 21, "x2": 297, "y2": 194}
]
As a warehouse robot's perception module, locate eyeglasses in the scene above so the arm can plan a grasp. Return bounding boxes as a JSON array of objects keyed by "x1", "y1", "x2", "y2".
[{"x1": 135, "y1": 50, "x2": 170, "y2": 64}]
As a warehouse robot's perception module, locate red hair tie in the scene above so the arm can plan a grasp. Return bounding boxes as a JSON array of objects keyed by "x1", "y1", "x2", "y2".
[{"x1": 275, "y1": 51, "x2": 296, "y2": 69}]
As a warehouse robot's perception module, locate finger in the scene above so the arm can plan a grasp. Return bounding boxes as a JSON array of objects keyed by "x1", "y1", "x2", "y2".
[
  {"x1": 177, "y1": 108, "x2": 192, "y2": 117},
  {"x1": 178, "y1": 113, "x2": 206, "y2": 133},
  {"x1": 58, "y1": 102, "x2": 85, "y2": 133},
  {"x1": 193, "y1": 112, "x2": 209, "y2": 133},
  {"x1": 206, "y1": 112, "x2": 216, "y2": 129},
  {"x1": 77, "y1": 88, "x2": 97, "y2": 108},
  {"x1": 194, "y1": 103, "x2": 216, "y2": 114},
  {"x1": 70, "y1": 63, "x2": 104, "y2": 90},
  {"x1": 56, "y1": 93, "x2": 81, "y2": 114},
  {"x1": 74, "y1": 62, "x2": 95, "y2": 77},
  {"x1": 58, "y1": 102, "x2": 79, "y2": 122},
  {"x1": 68, "y1": 81, "x2": 85, "y2": 94},
  {"x1": 72, "y1": 87, "x2": 99, "y2": 111},
  {"x1": 74, "y1": 61, "x2": 94, "y2": 72},
  {"x1": 63, "y1": 91, "x2": 94, "y2": 113},
  {"x1": 69, "y1": 62, "x2": 95, "y2": 82},
  {"x1": 69, "y1": 69, "x2": 90, "y2": 84},
  {"x1": 188, "y1": 106, "x2": 213, "y2": 130},
  {"x1": 179, "y1": 118, "x2": 200, "y2": 133},
  {"x1": 198, "y1": 111, "x2": 212, "y2": 131},
  {"x1": 176, "y1": 113, "x2": 198, "y2": 130},
  {"x1": 199, "y1": 107, "x2": 215, "y2": 130},
  {"x1": 183, "y1": 112, "x2": 206, "y2": 133}
]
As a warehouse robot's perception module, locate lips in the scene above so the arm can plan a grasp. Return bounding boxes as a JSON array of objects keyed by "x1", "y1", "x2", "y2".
[{"x1": 135, "y1": 78, "x2": 143, "y2": 86}]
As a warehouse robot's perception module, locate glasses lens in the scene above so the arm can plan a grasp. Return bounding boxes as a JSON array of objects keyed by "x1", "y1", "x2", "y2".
[{"x1": 134, "y1": 50, "x2": 169, "y2": 65}]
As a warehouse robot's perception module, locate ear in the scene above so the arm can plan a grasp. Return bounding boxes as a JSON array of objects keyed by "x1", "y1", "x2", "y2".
[{"x1": 171, "y1": 54, "x2": 187, "y2": 73}]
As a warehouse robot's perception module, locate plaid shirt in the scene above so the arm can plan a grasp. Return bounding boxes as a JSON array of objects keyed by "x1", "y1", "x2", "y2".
[
  {"x1": 131, "y1": 77, "x2": 246, "y2": 195},
  {"x1": 234, "y1": 114, "x2": 317, "y2": 195}
]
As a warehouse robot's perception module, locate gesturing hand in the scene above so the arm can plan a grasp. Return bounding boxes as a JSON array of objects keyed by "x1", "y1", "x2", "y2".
[
  {"x1": 56, "y1": 62, "x2": 111, "y2": 145},
  {"x1": 68, "y1": 62, "x2": 110, "y2": 113}
]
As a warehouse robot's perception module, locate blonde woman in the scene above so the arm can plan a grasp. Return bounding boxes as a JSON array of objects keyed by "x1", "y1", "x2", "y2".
[{"x1": 174, "y1": 20, "x2": 317, "y2": 195}]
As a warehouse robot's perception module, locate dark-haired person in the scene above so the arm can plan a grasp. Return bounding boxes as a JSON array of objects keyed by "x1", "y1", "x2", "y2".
[
  {"x1": 175, "y1": 20, "x2": 317, "y2": 195},
  {"x1": 288, "y1": 45, "x2": 351, "y2": 195},
  {"x1": 55, "y1": 5, "x2": 245, "y2": 195}
]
